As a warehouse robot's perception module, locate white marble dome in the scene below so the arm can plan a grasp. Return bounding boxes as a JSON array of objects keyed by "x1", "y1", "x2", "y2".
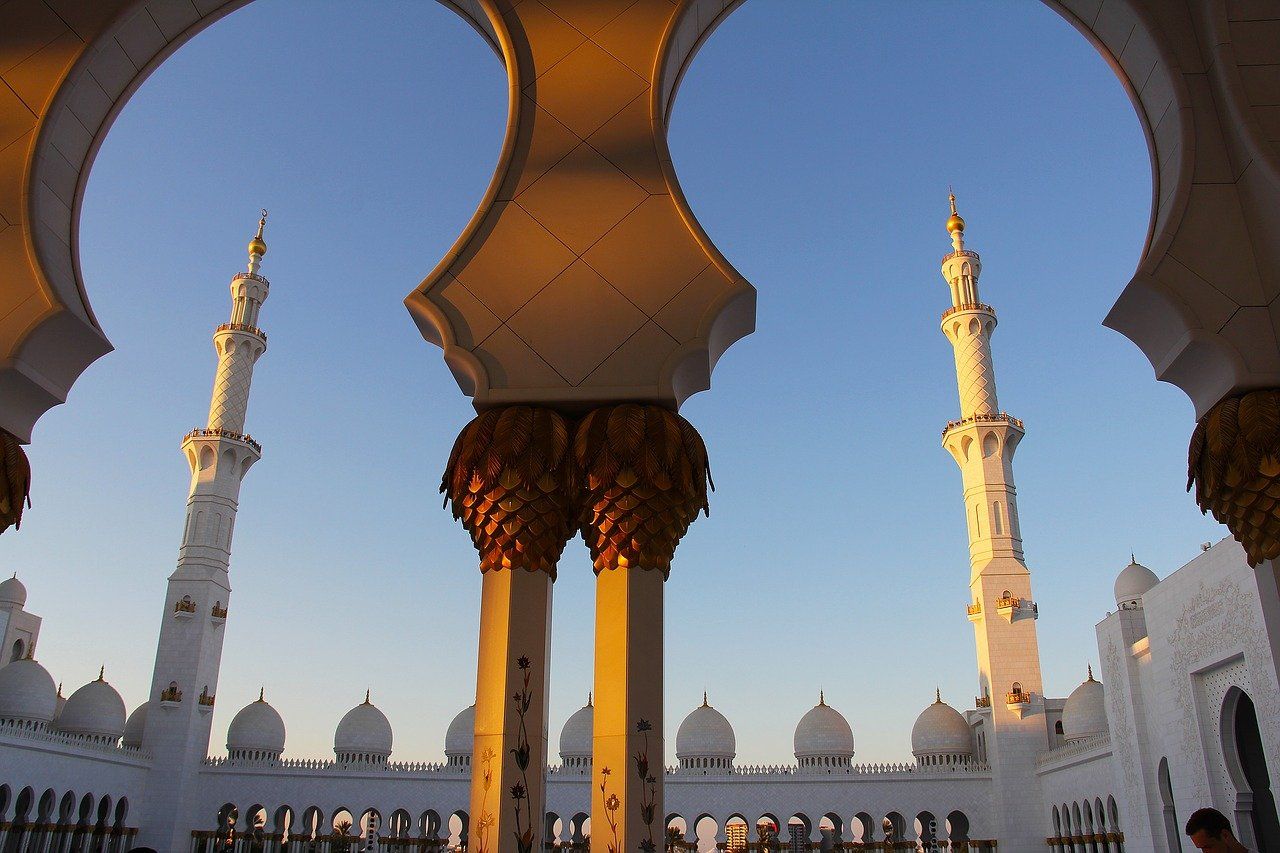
[
  {"x1": 445, "y1": 704, "x2": 475, "y2": 767},
  {"x1": 794, "y1": 694, "x2": 854, "y2": 765},
  {"x1": 911, "y1": 691, "x2": 972, "y2": 764},
  {"x1": 227, "y1": 692, "x2": 286, "y2": 757},
  {"x1": 1114, "y1": 558, "x2": 1159, "y2": 606},
  {"x1": 56, "y1": 671, "x2": 126, "y2": 742},
  {"x1": 1062, "y1": 668, "x2": 1109, "y2": 742},
  {"x1": 676, "y1": 695, "x2": 736, "y2": 771},
  {"x1": 559, "y1": 698, "x2": 593, "y2": 764},
  {"x1": 334, "y1": 693, "x2": 393, "y2": 762},
  {"x1": 0, "y1": 657, "x2": 57, "y2": 728},
  {"x1": 0, "y1": 574, "x2": 26, "y2": 608},
  {"x1": 122, "y1": 702, "x2": 148, "y2": 749}
]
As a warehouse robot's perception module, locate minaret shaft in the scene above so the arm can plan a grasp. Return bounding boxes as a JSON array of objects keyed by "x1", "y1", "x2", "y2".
[
  {"x1": 138, "y1": 215, "x2": 270, "y2": 851},
  {"x1": 939, "y1": 195, "x2": 1047, "y2": 852}
]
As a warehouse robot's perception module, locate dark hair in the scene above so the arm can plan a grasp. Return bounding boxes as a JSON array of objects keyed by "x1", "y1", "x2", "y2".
[{"x1": 1185, "y1": 808, "x2": 1232, "y2": 838}]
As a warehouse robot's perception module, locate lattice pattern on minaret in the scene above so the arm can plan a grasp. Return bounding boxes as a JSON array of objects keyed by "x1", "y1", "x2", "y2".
[
  {"x1": 207, "y1": 343, "x2": 255, "y2": 433},
  {"x1": 954, "y1": 328, "x2": 998, "y2": 417}
]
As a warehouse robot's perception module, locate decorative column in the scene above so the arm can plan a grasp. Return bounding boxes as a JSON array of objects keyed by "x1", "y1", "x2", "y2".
[
  {"x1": 442, "y1": 406, "x2": 577, "y2": 853},
  {"x1": 575, "y1": 404, "x2": 710, "y2": 853}
]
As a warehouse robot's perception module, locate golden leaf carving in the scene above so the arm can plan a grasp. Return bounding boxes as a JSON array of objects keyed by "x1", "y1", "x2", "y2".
[
  {"x1": 0, "y1": 430, "x2": 31, "y2": 535},
  {"x1": 442, "y1": 407, "x2": 576, "y2": 577},
  {"x1": 574, "y1": 404, "x2": 710, "y2": 578},
  {"x1": 1188, "y1": 389, "x2": 1280, "y2": 566}
]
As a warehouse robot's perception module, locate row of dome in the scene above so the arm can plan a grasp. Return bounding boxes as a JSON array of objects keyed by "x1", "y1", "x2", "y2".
[{"x1": 0, "y1": 653, "x2": 1110, "y2": 764}]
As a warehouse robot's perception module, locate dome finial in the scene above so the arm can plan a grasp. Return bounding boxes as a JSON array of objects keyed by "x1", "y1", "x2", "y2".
[
  {"x1": 1087, "y1": 664, "x2": 1095, "y2": 682},
  {"x1": 702, "y1": 691, "x2": 708, "y2": 707},
  {"x1": 819, "y1": 690, "x2": 826, "y2": 706},
  {"x1": 258, "y1": 686, "x2": 265, "y2": 702},
  {"x1": 57, "y1": 682, "x2": 63, "y2": 698},
  {"x1": 946, "y1": 188, "x2": 966, "y2": 254},
  {"x1": 97, "y1": 666, "x2": 104, "y2": 682},
  {"x1": 587, "y1": 692, "x2": 593, "y2": 707},
  {"x1": 936, "y1": 687, "x2": 942, "y2": 704},
  {"x1": 364, "y1": 689, "x2": 371, "y2": 705},
  {"x1": 248, "y1": 209, "x2": 268, "y2": 259}
]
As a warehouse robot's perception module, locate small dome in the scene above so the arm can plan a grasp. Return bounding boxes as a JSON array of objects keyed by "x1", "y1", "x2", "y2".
[
  {"x1": 676, "y1": 695, "x2": 736, "y2": 759},
  {"x1": 1062, "y1": 668, "x2": 1108, "y2": 742},
  {"x1": 334, "y1": 693, "x2": 392, "y2": 759},
  {"x1": 794, "y1": 694, "x2": 854, "y2": 761},
  {"x1": 0, "y1": 657, "x2": 56, "y2": 725},
  {"x1": 1114, "y1": 559, "x2": 1159, "y2": 606},
  {"x1": 57, "y1": 671, "x2": 126, "y2": 741},
  {"x1": 0, "y1": 575, "x2": 26, "y2": 607},
  {"x1": 559, "y1": 698, "x2": 593, "y2": 760},
  {"x1": 911, "y1": 691, "x2": 972, "y2": 758},
  {"x1": 445, "y1": 704, "x2": 475, "y2": 759},
  {"x1": 228, "y1": 692, "x2": 286, "y2": 755},
  {"x1": 122, "y1": 702, "x2": 148, "y2": 749}
]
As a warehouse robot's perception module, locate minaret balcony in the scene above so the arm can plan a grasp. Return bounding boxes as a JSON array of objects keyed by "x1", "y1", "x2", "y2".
[
  {"x1": 995, "y1": 595, "x2": 1038, "y2": 622},
  {"x1": 215, "y1": 322, "x2": 266, "y2": 343},
  {"x1": 940, "y1": 301, "x2": 995, "y2": 321},
  {"x1": 974, "y1": 695, "x2": 992, "y2": 708},
  {"x1": 941, "y1": 411, "x2": 1024, "y2": 438},
  {"x1": 1004, "y1": 690, "x2": 1034, "y2": 717},
  {"x1": 231, "y1": 271, "x2": 269, "y2": 286},
  {"x1": 966, "y1": 601, "x2": 982, "y2": 621},
  {"x1": 183, "y1": 427, "x2": 262, "y2": 454}
]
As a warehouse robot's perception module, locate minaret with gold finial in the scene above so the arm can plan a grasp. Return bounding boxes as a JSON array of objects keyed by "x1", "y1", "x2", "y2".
[
  {"x1": 939, "y1": 193, "x2": 1048, "y2": 851},
  {"x1": 138, "y1": 213, "x2": 272, "y2": 850}
]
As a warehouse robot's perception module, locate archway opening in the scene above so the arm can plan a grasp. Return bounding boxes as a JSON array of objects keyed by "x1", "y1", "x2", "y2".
[{"x1": 1225, "y1": 690, "x2": 1280, "y2": 849}]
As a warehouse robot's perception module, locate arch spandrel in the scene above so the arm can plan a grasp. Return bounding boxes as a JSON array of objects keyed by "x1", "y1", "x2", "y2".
[{"x1": 407, "y1": 0, "x2": 757, "y2": 411}]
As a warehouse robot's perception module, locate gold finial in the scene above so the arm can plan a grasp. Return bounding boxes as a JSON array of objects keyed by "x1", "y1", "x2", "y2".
[
  {"x1": 946, "y1": 188, "x2": 965, "y2": 234},
  {"x1": 98, "y1": 665, "x2": 105, "y2": 682},
  {"x1": 702, "y1": 691, "x2": 708, "y2": 707},
  {"x1": 819, "y1": 690, "x2": 826, "y2": 706},
  {"x1": 57, "y1": 682, "x2": 63, "y2": 698},
  {"x1": 248, "y1": 209, "x2": 268, "y2": 257},
  {"x1": 258, "y1": 687, "x2": 265, "y2": 702},
  {"x1": 24, "y1": 645, "x2": 34, "y2": 661},
  {"x1": 587, "y1": 692, "x2": 593, "y2": 707},
  {"x1": 1087, "y1": 664, "x2": 1095, "y2": 682},
  {"x1": 936, "y1": 687, "x2": 942, "y2": 704},
  {"x1": 364, "y1": 689, "x2": 371, "y2": 705}
]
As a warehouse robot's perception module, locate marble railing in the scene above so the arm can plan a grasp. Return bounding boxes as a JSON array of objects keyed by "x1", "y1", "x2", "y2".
[
  {"x1": 0, "y1": 723, "x2": 149, "y2": 761},
  {"x1": 201, "y1": 757, "x2": 990, "y2": 779},
  {"x1": 1035, "y1": 734, "x2": 1111, "y2": 767}
]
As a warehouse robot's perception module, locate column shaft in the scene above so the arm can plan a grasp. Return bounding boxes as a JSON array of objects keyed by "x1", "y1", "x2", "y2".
[
  {"x1": 471, "y1": 569, "x2": 554, "y2": 853},
  {"x1": 592, "y1": 566, "x2": 664, "y2": 853}
]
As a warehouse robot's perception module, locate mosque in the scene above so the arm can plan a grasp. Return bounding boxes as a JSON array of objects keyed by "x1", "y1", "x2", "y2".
[{"x1": 0, "y1": 199, "x2": 1276, "y2": 853}]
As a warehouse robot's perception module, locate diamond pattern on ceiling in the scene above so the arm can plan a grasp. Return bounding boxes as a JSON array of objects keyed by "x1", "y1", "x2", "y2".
[
  {"x1": 451, "y1": 202, "x2": 575, "y2": 321},
  {"x1": 516, "y1": 141, "x2": 649, "y2": 254},
  {"x1": 532, "y1": 40, "x2": 649, "y2": 139},
  {"x1": 507, "y1": 260, "x2": 647, "y2": 384}
]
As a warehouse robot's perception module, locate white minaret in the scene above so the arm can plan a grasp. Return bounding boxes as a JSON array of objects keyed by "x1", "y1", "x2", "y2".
[
  {"x1": 938, "y1": 193, "x2": 1049, "y2": 850},
  {"x1": 138, "y1": 213, "x2": 271, "y2": 850}
]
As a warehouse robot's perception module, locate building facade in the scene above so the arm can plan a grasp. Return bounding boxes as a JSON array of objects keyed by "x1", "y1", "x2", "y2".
[{"x1": 0, "y1": 209, "x2": 1277, "y2": 852}]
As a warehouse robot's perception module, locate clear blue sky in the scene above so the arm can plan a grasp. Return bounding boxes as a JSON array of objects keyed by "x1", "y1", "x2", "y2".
[{"x1": 8, "y1": 0, "x2": 1224, "y2": 766}]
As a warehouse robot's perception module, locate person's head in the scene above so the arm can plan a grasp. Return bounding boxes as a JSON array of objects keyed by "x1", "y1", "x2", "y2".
[{"x1": 1185, "y1": 808, "x2": 1244, "y2": 851}]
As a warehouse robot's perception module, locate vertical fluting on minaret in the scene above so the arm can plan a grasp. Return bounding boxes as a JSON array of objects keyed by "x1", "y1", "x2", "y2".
[
  {"x1": 938, "y1": 193, "x2": 1047, "y2": 852},
  {"x1": 139, "y1": 214, "x2": 271, "y2": 851}
]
